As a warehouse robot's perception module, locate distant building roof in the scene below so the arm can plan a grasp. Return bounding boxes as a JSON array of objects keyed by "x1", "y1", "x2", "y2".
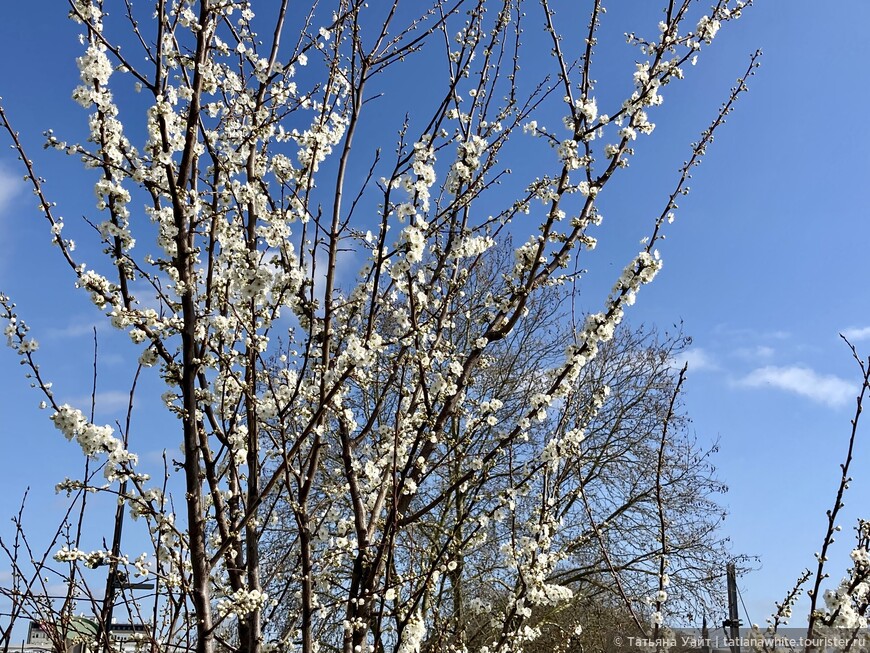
[{"x1": 27, "y1": 618, "x2": 150, "y2": 653}]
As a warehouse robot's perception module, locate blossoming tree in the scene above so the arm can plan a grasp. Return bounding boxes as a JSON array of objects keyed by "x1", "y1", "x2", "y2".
[{"x1": 0, "y1": 1, "x2": 756, "y2": 652}]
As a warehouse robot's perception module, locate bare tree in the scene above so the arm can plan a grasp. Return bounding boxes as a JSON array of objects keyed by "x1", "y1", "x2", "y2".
[
  {"x1": 259, "y1": 286, "x2": 733, "y2": 648},
  {"x1": 0, "y1": 1, "x2": 757, "y2": 652}
]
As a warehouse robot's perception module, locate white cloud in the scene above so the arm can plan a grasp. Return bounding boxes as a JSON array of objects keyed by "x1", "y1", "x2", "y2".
[
  {"x1": 45, "y1": 318, "x2": 107, "y2": 340},
  {"x1": 669, "y1": 347, "x2": 717, "y2": 372},
  {"x1": 841, "y1": 326, "x2": 870, "y2": 342},
  {"x1": 712, "y1": 324, "x2": 790, "y2": 341},
  {"x1": 64, "y1": 390, "x2": 134, "y2": 414},
  {"x1": 95, "y1": 390, "x2": 134, "y2": 412},
  {"x1": 738, "y1": 365, "x2": 854, "y2": 408},
  {"x1": 0, "y1": 164, "x2": 19, "y2": 212},
  {"x1": 733, "y1": 345, "x2": 775, "y2": 361},
  {"x1": 0, "y1": 165, "x2": 22, "y2": 282},
  {"x1": 143, "y1": 448, "x2": 170, "y2": 465},
  {"x1": 311, "y1": 248, "x2": 359, "y2": 299}
]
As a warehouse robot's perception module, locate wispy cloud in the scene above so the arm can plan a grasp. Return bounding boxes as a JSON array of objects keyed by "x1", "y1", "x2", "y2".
[
  {"x1": 64, "y1": 390, "x2": 134, "y2": 414},
  {"x1": 738, "y1": 365, "x2": 854, "y2": 408},
  {"x1": 311, "y1": 248, "x2": 359, "y2": 299},
  {"x1": 0, "y1": 165, "x2": 22, "y2": 281},
  {"x1": 143, "y1": 449, "x2": 171, "y2": 465},
  {"x1": 669, "y1": 347, "x2": 717, "y2": 372},
  {"x1": 45, "y1": 318, "x2": 108, "y2": 340},
  {"x1": 712, "y1": 324, "x2": 791, "y2": 341},
  {"x1": 841, "y1": 326, "x2": 870, "y2": 342},
  {"x1": 732, "y1": 345, "x2": 775, "y2": 361},
  {"x1": 0, "y1": 164, "x2": 20, "y2": 212}
]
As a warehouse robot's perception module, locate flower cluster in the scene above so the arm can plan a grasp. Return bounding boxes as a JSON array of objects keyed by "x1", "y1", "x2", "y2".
[
  {"x1": 77, "y1": 269, "x2": 118, "y2": 309},
  {"x1": 445, "y1": 135, "x2": 487, "y2": 194},
  {"x1": 72, "y1": 44, "x2": 112, "y2": 106},
  {"x1": 407, "y1": 137, "x2": 437, "y2": 211},
  {"x1": 54, "y1": 546, "x2": 106, "y2": 567},
  {"x1": 822, "y1": 583, "x2": 868, "y2": 629},
  {"x1": 3, "y1": 313, "x2": 39, "y2": 355},
  {"x1": 449, "y1": 234, "x2": 494, "y2": 259},
  {"x1": 50, "y1": 404, "x2": 138, "y2": 480},
  {"x1": 396, "y1": 610, "x2": 427, "y2": 653},
  {"x1": 216, "y1": 588, "x2": 270, "y2": 619},
  {"x1": 696, "y1": 15, "x2": 721, "y2": 43},
  {"x1": 556, "y1": 139, "x2": 584, "y2": 171}
]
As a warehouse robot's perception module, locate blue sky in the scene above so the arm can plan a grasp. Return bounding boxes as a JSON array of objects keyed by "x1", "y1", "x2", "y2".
[{"x1": 0, "y1": 0, "x2": 869, "y2": 636}]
